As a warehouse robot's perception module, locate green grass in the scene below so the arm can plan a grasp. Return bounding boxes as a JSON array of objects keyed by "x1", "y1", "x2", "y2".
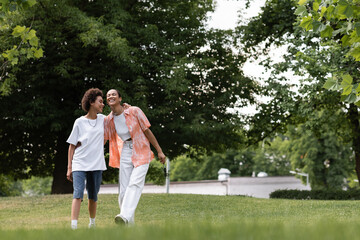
[{"x1": 1, "y1": 193, "x2": 360, "y2": 239}]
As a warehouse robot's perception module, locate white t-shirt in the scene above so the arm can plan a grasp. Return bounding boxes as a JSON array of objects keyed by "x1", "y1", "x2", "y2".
[
  {"x1": 114, "y1": 113, "x2": 131, "y2": 141},
  {"x1": 66, "y1": 114, "x2": 107, "y2": 171}
]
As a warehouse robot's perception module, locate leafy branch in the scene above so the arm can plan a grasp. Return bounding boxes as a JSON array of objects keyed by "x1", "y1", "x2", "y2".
[
  {"x1": 296, "y1": 0, "x2": 360, "y2": 105},
  {"x1": 0, "y1": 0, "x2": 42, "y2": 94}
]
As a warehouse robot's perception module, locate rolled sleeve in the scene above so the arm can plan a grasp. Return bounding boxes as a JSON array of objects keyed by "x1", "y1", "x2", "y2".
[{"x1": 135, "y1": 107, "x2": 151, "y2": 131}]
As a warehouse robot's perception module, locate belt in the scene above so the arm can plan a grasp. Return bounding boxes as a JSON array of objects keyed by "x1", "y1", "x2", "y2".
[{"x1": 123, "y1": 139, "x2": 133, "y2": 149}]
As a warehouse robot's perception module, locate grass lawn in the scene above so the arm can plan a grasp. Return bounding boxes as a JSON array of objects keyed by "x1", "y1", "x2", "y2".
[{"x1": 1, "y1": 193, "x2": 360, "y2": 239}]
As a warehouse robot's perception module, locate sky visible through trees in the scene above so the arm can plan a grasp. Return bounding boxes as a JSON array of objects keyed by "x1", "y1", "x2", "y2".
[{"x1": 208, "y1": 0, "x2": 287, "y2": 115}]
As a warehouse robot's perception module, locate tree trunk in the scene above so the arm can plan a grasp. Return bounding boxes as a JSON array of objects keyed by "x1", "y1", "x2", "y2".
[
  {"x1": 348, "y1": 104, "x2": 360, "y2": 184},
  {"x1": 51, "y1": 134, "x2": 73, "y2": 194}
]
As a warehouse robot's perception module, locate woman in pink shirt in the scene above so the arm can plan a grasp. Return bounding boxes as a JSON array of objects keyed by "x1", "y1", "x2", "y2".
[{"x1": 104, "y1": 89, "x2": 166, "y2": 225}]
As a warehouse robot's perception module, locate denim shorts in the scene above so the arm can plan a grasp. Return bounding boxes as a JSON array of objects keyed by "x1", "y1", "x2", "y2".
[{"x1": 72, "y1": 170, "x2": 102, "y2": 202}]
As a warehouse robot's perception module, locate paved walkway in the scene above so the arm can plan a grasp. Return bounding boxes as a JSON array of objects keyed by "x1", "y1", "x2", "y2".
[{"x1": 99, "y1": 176, "x2": 310, "y2": 198}]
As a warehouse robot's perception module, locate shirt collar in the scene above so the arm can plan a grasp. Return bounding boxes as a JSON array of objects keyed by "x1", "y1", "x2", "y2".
[{"x1": 108, "y1": 111, "x2": 114, "y2": 120}]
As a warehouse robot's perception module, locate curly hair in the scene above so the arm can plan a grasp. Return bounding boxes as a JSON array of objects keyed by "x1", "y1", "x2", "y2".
[{"x1": 81, "y1": 88, "x2": 103, "y2": 112}]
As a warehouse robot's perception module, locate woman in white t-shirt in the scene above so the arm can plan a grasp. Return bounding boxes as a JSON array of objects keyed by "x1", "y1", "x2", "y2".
[{"x1": 66, "y1": 88, "x2": 107, "y2": 230}]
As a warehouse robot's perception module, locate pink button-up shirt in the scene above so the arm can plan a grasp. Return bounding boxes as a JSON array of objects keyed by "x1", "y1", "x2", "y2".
[{"x1": 104, "y1": 106, "x2": 154, "y2": 168}]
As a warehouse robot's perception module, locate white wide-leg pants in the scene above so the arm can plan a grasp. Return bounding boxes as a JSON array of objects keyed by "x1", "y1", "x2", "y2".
[{"x1": 118, "y1": 141, "x2": 149, "y2": 224}]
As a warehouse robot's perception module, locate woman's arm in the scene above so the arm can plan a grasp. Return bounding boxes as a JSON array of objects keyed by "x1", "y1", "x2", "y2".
[
  {"x1": 144, "y1": 129, "x2": 166, "y2": 164},
  {"x1": 67, "y1": 144, "x2": 76, "y2": 182}
]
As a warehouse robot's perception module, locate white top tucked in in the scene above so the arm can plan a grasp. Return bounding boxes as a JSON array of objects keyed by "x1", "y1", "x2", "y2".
[
  {"x1": 66, "y1": 114, "x2": 107, "y2": 171},
  {"x1": 114, "y1": 113, "x2": 131, "y2": 141}
]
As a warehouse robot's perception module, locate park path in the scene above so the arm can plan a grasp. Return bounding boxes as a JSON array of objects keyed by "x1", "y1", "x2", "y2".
[{"x1": 99, "y1": 176, "x2": 310, "y2": 198}]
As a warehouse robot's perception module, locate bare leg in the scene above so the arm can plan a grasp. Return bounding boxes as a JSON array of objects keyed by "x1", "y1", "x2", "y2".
[
  {"x1": 71, "y1": 198, "x2": 82, "y2": 220},
  {"x1": 88, "y1": 199, "x2": 97, "y2": 218}
]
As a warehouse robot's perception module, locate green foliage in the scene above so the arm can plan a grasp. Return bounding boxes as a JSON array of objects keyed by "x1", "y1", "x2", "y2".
[
  {"x1": 270, "y1": 189, "x2": 360, "y2": 200},
  {"x1": 0, "y1": 0, "x2": 37, "y2": 12},
  {"x1": 0, "y1": 0, "x2": 258, "y2": 193},
  {"x1": 0, "y1": 174, "x2": 22, "y2": 197},
  {"x1": 240, "y1": 0, "x2": 360, "y2": 188},
  {"x1": 252, "y1": 136, "x2": 292, "y2": 176},
  {"x1": 145, "y1": 160, "x2": 165, "y2": 185},
  {"x1": 21, "y1": 176, "x2": 52, "y2": 196},
  {"x1": 170, "y1": 148, "x2": 255, "y2": 181},
  {"x1": 0, "y1": 0, "x2": 42, "y2": 94},
  {"x1": 0, "y1": 175, "x2": 51, "y2": 197},
  {"x1": 237, "y1": 0, "x2": 297, "y2": 52},
  {"x1": 296, "y1": 0, "x2": 360, "y2": 104},
  {"x1": 170, "y1": 141, "x2": 292, "y2": 182},
  {"x1": 196, "y1": 149, "x2": 245, "y2": 180},
  {"x1": 346, "y1": 170, "x2": 360, "y2": 189},
  {"x1": 286, "y1": 110, "x2": 353, "y2": 189},
  {"x1": 169, "y1": 129, "x2": 348, "y2": 185},
  {"x1": 236, "y1": 148, "x2": 256, "y2": 176},
  {"x1": 170, "y1": 155, "x2": 200, "y2": 181},
  {"x1": 2, "y1": 26, "x2": 43, "y2": 64}
]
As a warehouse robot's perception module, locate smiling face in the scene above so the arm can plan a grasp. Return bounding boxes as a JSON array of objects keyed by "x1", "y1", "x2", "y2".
[
  {"x1": 90, "y1": 95, "x2": 104, "y2": 113},
  {"x1": 106, "y1": 89, "x2": 122, "y2": 107}
]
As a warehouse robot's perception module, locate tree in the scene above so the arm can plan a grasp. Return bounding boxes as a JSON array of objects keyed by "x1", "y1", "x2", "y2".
[
  {"x1": 238, "y1": 0, "x2": 360, "y2": 186},
  {"x1": 0, "y1": 0, "x2": 258, "y2": 193},
  {"x1": 252, "y1": 136, "x2": 292, "y2": 176},
  {"x1": 170, "y1": 155, "x2": 201, "y2": 182},
  {"x1": 286, "y1": 111, "x2": 353, "y2": 189}
]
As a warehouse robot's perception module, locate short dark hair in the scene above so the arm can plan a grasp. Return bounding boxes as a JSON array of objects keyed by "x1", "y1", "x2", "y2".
[
  {"x1": 115, "y1": 89, "x2": 122, "y2": 97},
  {"x1": 81, "y1": 88, "x2": 103, "y2": 112},
  {"x1": 108, "y1": 89, "x2": 122, "y2": 98}
]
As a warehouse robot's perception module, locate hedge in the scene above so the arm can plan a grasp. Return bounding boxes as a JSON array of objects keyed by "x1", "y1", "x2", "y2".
[{"x1": 269, "y1": 189, "x2": 360, "y2": 200}]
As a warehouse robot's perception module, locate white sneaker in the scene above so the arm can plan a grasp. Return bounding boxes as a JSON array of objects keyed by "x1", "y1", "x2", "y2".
[
  {"x1": 114, "y1": 214, "x2": 127, "y2": 225},
  {"x1": 71, "y1": 224, "x2": 77, "y2": 230},
  {"x1": 88, "y1": 223, "x2": 96, "y2": 229}
]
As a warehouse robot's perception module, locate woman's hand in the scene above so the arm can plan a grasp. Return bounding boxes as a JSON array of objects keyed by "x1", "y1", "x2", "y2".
[
  {"x1": 158, "y1": 152, "x2": 166, "y2": 164},
  {"x1": 66, "y1": 168, "x2": 73, "y2": 182},
  {"x1": 123, "y1": 103, "x2": 131, "y2": 109}
]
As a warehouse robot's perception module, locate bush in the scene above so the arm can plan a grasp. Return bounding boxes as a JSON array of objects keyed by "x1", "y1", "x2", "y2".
[
  {"x1": 145, "y1": 160, "x2": 166, "y2": 185},
  {"x1": 0, "y1": 174, "x2": 22, "y2": 197},
  {"x1": 170, "y1": 155, "x2": 200, "y2": 182},
  {"x1": 22, "y1": 176, "x2": 52, "y2": 196},
  {"x1": 270, "y1": 189, "x2": 360, "y2": 200},
  {"x1": 0, "y1": 175, "x2": 53, "y2": 197}
]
